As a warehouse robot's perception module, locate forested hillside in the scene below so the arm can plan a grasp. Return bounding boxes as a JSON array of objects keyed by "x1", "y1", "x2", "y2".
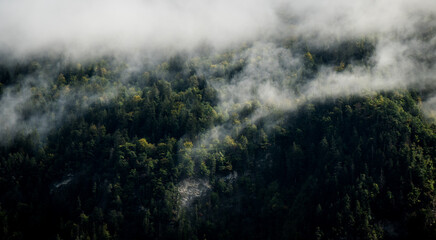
[
  {"x1": 0, "y1": 37, "x2": 435, "y2": 240},
  {"x1": 1, "y1": 0, "x2": 436, "y2": 239}
]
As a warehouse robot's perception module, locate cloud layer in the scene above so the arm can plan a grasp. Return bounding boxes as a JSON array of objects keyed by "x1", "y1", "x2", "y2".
[
  {"x1": 1, "y1": 0, "x2": 435, "y2": 56},
  {"x1": 0, "y1": 0, "x2": 435, "y2": 145},
  {"x1": 0, "y1": 0, "x2": 281, "y2": 58}
]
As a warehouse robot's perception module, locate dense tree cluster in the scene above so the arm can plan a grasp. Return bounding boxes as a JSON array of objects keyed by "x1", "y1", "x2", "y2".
[{"x1": 0, "y1": 39, "x2": 435, "y2": 240}]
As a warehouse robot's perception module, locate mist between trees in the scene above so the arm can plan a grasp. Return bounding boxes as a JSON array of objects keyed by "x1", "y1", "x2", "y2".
[{"x1": 0, "y1": 0, "x2": 436, "y2": 239}]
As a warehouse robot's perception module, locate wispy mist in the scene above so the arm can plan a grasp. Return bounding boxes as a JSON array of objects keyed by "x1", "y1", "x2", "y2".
[
  {"x1": 0, "y1": 71, "x2": 119, "y2": 145},
  {"x1": 0, "y1": 0, "x2": 435, "y2": 145}
]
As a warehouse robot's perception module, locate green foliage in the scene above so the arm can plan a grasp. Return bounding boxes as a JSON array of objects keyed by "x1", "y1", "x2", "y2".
[{"x1": 0, "y1": 40, "x2": 435, "y2": 240}]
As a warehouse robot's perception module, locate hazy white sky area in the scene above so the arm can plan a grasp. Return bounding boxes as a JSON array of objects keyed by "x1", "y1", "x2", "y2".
[
  {"x1": 0, "y1": 0, "x2": 434, "y2": 57},
  {"x1": 0, "y1": 0, "x2": 280, "y2": 57}
]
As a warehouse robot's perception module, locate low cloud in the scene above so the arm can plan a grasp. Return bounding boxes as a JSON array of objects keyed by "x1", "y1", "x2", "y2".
[
  {"x1": 0, "y1": 0, "x2": 281, "y2": 58},
  {"x1": 0, "y1": 0, "x2": 435, "y2": 57},
  {"x1": 0, "y1": 72, "x2": 119, "y2": 145},
  {"x1": 422, "y1": 95, "x2": 436, "y2": 119},
  {"x1": 0, "y1": 0, "x2": 435, "y2": 145}
]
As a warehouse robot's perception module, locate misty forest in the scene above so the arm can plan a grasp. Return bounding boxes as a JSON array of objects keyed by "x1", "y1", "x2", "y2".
[{"x1": 1, "y1": 1, "x2": 436, "y2": 239}]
